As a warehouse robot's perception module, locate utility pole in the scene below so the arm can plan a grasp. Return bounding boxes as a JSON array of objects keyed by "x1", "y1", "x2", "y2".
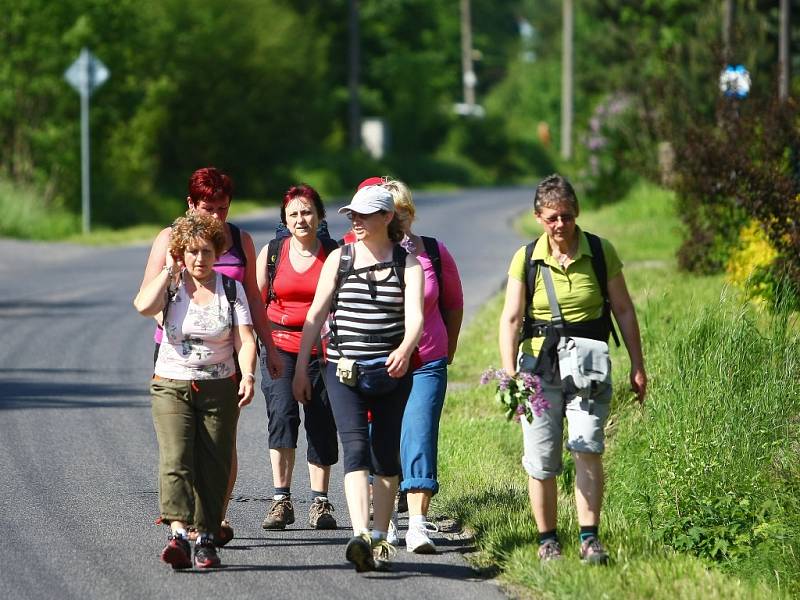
[
  {"x1": 779, "y1": 0, "x2": 790, "y2": 102},
  {"x1": 460, "y1": 0, "x2": 476, "y2": 108},
  {"x1": 561, "y1": 0, "x2": 573, "y2": 160},
  {"x1": 347, "y1": 0, "x2": 361, "y2": 150},
  {"x1": 722, "y1": 0, "x2": 735, "y2": 63}
]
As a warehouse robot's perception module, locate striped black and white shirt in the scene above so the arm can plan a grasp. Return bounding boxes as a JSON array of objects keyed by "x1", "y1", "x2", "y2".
[{"x1": 327, "y1": 265, "x2": 405, "y2": 362}]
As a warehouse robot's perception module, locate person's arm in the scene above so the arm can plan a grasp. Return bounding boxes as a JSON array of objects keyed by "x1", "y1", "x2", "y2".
[
  {"x1": 607, "y1": 272, "x2": 647, "y2": 403},
  {"x1": 386, "y1": 255, "x2": 424, "y2": 377},
  {"x1": 442, "y1": 308, "x2": 463, "y2": 364},
  {"x1": 233, "y1": 323, "x2": 258, "y2": 407},
  {"x1": 292, "y1": 249, "x2": 341, "y2": 404},
  {"x1": 240, "y1": 230, "x2": 282, "y2": 378},
  {"x1": 498, "y1": 277, "x2": 525, "y2": 376},
  {"x1": 138, "y1": 227, "x2": 172, "y2": 292},
  {"x1": 133, "y1": 251, "x2": 180, "y2": 317}
]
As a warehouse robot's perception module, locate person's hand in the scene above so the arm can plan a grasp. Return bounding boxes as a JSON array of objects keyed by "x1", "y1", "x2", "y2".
[
  {"x1": 266, "y1": 341, "x2": 283, "y2": 379},
  {"x1": 386, "y1": 347, "x2": 411, "y2": 378},
  {"x1": 630, "y1": 367, "x2": 647, "y2": 404},
  {"x1": 164, "y1": 252, "x2": 182, "y2": 285},
  {"x1": 292, "y1": 371, "x2": 311, "y2": 405},
  {"x1": 238, "y1": 375, "x2": 255, "y2": 407}
]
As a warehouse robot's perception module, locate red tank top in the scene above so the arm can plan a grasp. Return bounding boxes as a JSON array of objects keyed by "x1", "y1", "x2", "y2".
[{"x1": 267, "y1": 239, "x2": 326, "y2": 354}]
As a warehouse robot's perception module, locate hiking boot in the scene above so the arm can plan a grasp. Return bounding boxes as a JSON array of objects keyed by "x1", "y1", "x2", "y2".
[
  {"x1": 405, "y1": 521, "x2": 438, "y2": 554},
  {"x1": 161, "y1": 533, "x2": 192, "y2": 570},
  {"x1": 372, "y1": 538, "x2": 397, "y2": 572},
  {"x1": 580, "y1": 536, "x2": 609, "y2": 565},
  {"x1": 538, "y1": 538, "x2": 563, "y2": 562},
  {"x1": 261, "y1": 496, "x2": 295, "y2": 530},
  {"x1": 193, "y1": 535, "x2": 221, "y2": 569},
  {"x1": 386, "y1": 512, "x2": 400, "y2": 545},
  {"x1": 308, "y1": 497, "x2": 337, "y2": 530},
  {"x1": 345, "y1": 533, "x2": 375, "y2": 573},
  {"x1": 216, "y1": 521, "x2": 234, "y2": 547}
]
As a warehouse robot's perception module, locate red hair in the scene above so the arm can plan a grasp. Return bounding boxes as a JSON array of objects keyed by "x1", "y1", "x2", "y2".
[
  {"x1": 188, "y1": 167, "x2": 233, "y2": 204},
  {"x1": 280, "y1": 183, "x2": 326, "y2": 224}
]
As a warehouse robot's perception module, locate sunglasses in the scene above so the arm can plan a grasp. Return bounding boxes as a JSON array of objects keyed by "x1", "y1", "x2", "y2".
[
  {"x1": 541, "y1": 212, "x2": 575, "y2": 224},
  {"x1": 346, "y1": 210, "x2": 385, "y2": 221}
]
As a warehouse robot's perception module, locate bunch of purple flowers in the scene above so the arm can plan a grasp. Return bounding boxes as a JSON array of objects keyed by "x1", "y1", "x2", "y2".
[{"x1": 480, "y1": 368, "x2": 550, "y2": 423}]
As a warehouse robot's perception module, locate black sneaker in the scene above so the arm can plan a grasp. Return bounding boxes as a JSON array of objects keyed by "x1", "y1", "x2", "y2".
[
  {"x1": 194, "y1": 535, "x2": 221, "y2": 569},
  {"x1": 345, "y1": 533, "x2": 375, "y2": 573},
  {"x1": 161, "y1": 533, "x2": 192, "y2": 570},
  {"x1": 308, "y1": 497, "x2": 337, "y2": 529},
  {"x1": 261, "y1": 496, "x2": 295, "y2": 530}
]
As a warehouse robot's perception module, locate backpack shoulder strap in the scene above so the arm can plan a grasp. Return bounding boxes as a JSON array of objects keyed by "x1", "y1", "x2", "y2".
[
  {"x1": 584, "y1": 231, "x2": 620, "y2": 346},
  {"x1": 222, "y1": 274, "x2": 238, "y2": 325},
  {"x1": 228, "y1": 223, "x2": 246, "y2": 267},
  {"x1": 421, "y1": 235, "x2": 445, "y2": 318},
  {"x1": 392, "y1": 244, "x2": 408, "y2": 290},
  {"x1": 520, "y1": 241, "x2": 540, "y2": 342},
  {"x1": 266, "y1": 237, "x2": 285, "y2": 303}
]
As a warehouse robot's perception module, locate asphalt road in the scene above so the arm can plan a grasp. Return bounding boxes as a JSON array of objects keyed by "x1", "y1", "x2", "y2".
[{"x1": 0, "y1": 186, "x2": 533, "y2": 600}]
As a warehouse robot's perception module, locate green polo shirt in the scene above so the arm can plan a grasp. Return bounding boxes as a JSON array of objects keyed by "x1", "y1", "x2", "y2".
[{"x1": 508, "y1": 227, "x2": 623, "y2": 356}]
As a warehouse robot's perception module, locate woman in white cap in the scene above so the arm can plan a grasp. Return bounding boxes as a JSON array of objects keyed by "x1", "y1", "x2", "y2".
[{"x1": 293, "y1": 185, "x2": 424, "y2": 573}]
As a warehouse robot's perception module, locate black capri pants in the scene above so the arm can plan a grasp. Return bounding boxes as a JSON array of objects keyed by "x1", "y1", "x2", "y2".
[
  {"x1": 324, "y1": 361, "x2": 412, "y2": 476},
  {"x1": 260, "y1": 345, "x2": 338, "y2": 466}
]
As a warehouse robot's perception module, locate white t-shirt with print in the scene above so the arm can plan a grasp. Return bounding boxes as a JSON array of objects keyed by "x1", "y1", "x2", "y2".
[{"x1": 155, "y1": 274, "x2": 252, "y2": 380}]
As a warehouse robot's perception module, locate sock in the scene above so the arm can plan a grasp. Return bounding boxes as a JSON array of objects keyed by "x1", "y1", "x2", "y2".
[
  {"x1": 371, "y1": 530, "x2": 387, "y2": 541},
  {"x1": 409, "y1": 514, "x2": 426, "y2": 528},
  {"x1": 538, "y1": 529, "x2": 558, "y2": 545},
  {"x1": 310, "y1": 490, "x2": 328, "y2": 502},
  {"x1": 274, "y1": 486, "x2": 291, "y2": 500},
  {"x1": 579, "y1": 525, "x2": 599, "y2": 543}
]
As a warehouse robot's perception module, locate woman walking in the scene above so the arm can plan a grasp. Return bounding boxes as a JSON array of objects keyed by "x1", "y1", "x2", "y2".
[
  {"x1": 292, "y1": 184, "x2": 424, "y2": 572},
  {"x1": 134, "y1": 212, "x2": 257, "y2": 569},
  {"x1": 255, "y1": 184, "x2": 339, "y2": 531},
  {"x1": 137, "y1": 166, "x2": 280, "y2": 545},
  {"x1": 383, "y1": 178, "x2": 464, "y2": 553},
  {"x1": 498, "y1": 174, "x2": 646, "y2": 564}
]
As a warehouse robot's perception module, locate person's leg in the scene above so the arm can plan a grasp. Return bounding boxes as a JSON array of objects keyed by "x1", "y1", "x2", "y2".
[
  {"x1": 565, "y1": 389, "x2": 612, "y2": 564},
  {"x1": 260, "y1": 347, "x2": 300, "y2": 529}
]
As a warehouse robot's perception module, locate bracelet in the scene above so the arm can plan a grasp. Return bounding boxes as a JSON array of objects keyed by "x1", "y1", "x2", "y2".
[
  {"x1": 242, "y1": 373, "x2": 255, "y2": 381},
  {"x1": 162, "y1": 265, "x2": 174, "y2": 278}
]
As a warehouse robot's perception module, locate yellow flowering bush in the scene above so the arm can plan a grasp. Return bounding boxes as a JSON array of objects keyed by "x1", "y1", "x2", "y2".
[{"x1": 726, "y1": 220, "x2": 778, "y2": 301}]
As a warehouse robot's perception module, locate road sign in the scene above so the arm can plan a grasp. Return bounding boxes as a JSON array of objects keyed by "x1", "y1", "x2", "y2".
[
  {"x1": 64, "y1": 48, "x2": 109, "y2": 234},
  {"x1": 64, "y1": 48, "x2": 109, "y2": 97}
]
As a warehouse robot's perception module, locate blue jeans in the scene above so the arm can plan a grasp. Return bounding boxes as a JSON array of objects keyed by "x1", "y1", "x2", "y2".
[{"x1": 399, "y1": 358, "x2": 448, "y2": 495}]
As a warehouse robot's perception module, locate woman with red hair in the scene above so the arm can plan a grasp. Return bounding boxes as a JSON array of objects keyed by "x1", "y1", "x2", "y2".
[{"x1": 137, "y1": 166, "x2": 282, "y2": 546}]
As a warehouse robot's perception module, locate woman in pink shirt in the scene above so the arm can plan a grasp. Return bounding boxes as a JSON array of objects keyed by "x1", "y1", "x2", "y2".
[{"x1": 383, "y1": 178, "x2": 464, "y2": 553}]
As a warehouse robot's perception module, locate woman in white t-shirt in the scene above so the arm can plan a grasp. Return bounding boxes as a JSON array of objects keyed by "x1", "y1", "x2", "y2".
[{"x1": 134, "y1": 212, "x2": 257, "y2": 571}]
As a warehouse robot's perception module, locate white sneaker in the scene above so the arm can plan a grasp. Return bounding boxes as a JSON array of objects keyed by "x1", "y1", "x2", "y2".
[
  {"x1": 387, "y1": 512, "x2": 400, "y2": 545},
  {"x1": 405, "y1": 521, "x2": 438, "y2": 554}
]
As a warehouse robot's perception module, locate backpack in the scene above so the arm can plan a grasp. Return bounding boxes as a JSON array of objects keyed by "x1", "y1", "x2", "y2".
[
  {"x1": 420, "y1": 235, "x2": 446, "y2": 320},
  {"x1": 521, "y1": 231, "x2": 620, "y2": 346},
  {"x1": 265, "y1": 235, "x2": 340, "y2": 303},
  {"x1": 228, "y1": 223, "x2": 246, "y2": 266}
]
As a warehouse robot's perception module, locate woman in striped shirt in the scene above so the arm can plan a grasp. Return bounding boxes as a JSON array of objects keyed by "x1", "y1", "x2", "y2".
[{"x1": 293, "y1": 185, "x2": 424, "y2": 573}]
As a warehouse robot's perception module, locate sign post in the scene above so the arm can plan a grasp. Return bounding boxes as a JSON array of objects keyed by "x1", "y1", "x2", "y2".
[{"x1": 64, "y1": 48, "x2": 109, "y2": 234}]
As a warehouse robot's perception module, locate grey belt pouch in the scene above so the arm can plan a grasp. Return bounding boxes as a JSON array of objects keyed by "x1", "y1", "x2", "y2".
[
  {"x1": 356, "y1": 357, "x2": 398, "y2": 396},
  {"x1": 557, "y1": 336, "x2": 611, "y2": 399},
  {"x1": 336, "y1": 357, "x2": 357, "y2": 386}
]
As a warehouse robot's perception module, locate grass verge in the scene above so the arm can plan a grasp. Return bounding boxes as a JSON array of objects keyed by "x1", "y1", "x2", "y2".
[{"x1": 436, "y1": 181, "x2": 798, "y2": 599}]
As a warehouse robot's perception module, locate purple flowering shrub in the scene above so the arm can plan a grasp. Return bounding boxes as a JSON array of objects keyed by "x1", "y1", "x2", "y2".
[{"x1": 480, "y1": 368, "x2": 549, "y2": 423}]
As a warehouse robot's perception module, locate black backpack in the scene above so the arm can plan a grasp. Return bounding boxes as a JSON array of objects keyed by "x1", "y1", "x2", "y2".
[
  {"x1": 265, "y1": 235, "x2": 340, "y2": 303},
  {"x1": 521, "y1": 231, "x2": 620, "y2": 346}
]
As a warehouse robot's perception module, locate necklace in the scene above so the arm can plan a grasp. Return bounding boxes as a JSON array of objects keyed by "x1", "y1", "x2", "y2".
[
  {"x1": 195, "y1": 273, "x2": 216, "y2": 288},
  {"x1": 291, "y1": 239, "x2": 318, "y2": 258},
  {"x1": 552, "y1": 239, "x2": 578, "y2": 268}
]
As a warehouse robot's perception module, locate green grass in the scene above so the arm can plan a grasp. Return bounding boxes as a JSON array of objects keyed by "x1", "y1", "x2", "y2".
[{"x1": 436, "y1": 180, "x2": 799, "y2": 599}]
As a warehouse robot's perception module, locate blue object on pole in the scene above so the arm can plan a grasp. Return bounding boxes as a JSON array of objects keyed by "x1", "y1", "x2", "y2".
[
  {"x1": 64, "y1": 48, "x2": 109, "y2": 235},
  {"x1": 719, "y1": 64, "x2": 751, "y2": 99}
]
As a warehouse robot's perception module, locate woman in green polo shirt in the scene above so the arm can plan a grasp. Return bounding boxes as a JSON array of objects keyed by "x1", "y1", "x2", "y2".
[{"x1": 498, "y1": 174, "x2": 646, "y2": 565}]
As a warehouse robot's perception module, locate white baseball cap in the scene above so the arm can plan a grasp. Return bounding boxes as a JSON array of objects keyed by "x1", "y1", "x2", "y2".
[{"x1": 338, "y1": 185, "x2": 394, "y2": 215}]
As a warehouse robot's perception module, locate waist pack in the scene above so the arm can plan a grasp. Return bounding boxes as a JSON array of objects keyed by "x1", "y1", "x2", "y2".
[
  {"x1": 336, "y1": 356, "x2": 398, "y2": 396},
  {"x1": 557, "y1": 336, "x2": 611, "y2": 399}
]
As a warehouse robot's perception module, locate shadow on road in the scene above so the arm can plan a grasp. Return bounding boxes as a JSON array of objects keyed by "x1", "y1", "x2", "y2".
[{"x1": 0, "y1": 378, "x2": 147, "y2": 410}]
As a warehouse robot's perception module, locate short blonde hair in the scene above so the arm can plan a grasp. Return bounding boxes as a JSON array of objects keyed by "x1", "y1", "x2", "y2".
[
  {"x1": 382, "y1": 179, "x2": 415, "y2": 230},
  {"x1": 534, "y1": 174, "x2": 580, "y2": 216},
  {"x1": 169, "y1": 211, "x2": 226, "y2": 259}
]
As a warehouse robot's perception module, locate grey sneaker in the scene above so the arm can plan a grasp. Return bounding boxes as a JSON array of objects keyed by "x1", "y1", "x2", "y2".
[
  {"x1": 345, "y1": 533, "x2": 375, "y2": 573},
  {"x1": 308, "y1": 497, "x2": 337, "y2": 529},
  {"x1": 261, "y1": 496, "x2": 295, "y2": 530},
  {"x1": 579, "y1": 536, "x2": 609, "y2": 565},
  {"x1": 371, "y1": 538, "x2": 397, "y2": 572},
  {"x1": 538, "y1": 538, "x2": 563, "y2": 562}
]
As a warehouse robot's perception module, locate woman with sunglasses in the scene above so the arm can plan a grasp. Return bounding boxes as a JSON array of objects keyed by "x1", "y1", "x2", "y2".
[
  {"x1": 498, "y1": 174, "x2": 646, "y2": 565},
  {"x1": 137, "y1": 166, "x2": 282, "y2": 546},
  {"x1": 293, "y1": 185, "x2": 424, "y2": 573}
]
